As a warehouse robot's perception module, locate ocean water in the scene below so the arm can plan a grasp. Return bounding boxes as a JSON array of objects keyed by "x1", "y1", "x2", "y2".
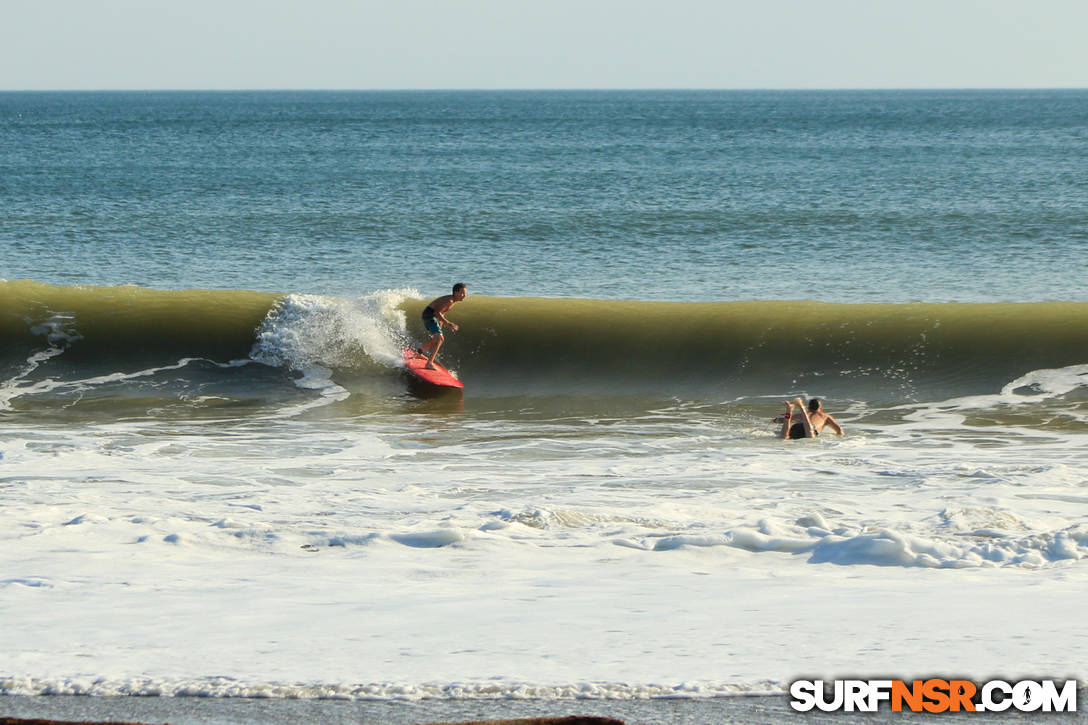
[{"x1": 2, "y1": 91, "x2": 1087, "y2": 710}]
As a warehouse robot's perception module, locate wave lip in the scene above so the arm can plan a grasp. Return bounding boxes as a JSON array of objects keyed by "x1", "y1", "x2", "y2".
[
  {"x1": 375, "y1": 296, "x2": 1088, "y2": 404},
  {"x1": 4, "y1": 281, "x2": 1088, "y2": 405},
  {"x1": 250, "y1": 290, "x2": 414, "y2": 398},
  {"x1": 0, "y1": 279, "x2": 277, "y2": 364}
]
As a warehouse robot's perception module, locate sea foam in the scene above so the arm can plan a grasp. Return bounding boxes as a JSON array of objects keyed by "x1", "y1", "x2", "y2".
[{"x1": 249, "y1": 288, "x2": 418, "y2": 399}]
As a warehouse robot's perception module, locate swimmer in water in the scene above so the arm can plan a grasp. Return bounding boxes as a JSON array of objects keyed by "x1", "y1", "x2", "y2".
[{"x1": 775, "y1": 397, "x2": 844, "y2": 439}]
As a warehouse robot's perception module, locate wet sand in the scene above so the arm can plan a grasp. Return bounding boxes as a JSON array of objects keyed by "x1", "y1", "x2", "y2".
[{"x1": 4, "y1": 695, "x2": 1087, "y2": 724}]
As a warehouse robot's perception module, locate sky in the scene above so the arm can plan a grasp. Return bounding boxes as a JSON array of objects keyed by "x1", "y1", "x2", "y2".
[{"x1": 2, "y1": 0, "x2": 1087, "y2": 90}]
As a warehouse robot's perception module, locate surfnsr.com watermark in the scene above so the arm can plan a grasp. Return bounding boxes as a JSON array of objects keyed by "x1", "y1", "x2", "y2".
[{"x1": 790, "y1": 679, "x2": 1078, "y2": 713}]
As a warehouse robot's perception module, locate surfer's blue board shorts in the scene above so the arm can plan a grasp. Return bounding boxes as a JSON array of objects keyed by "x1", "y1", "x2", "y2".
[{"x1": 422, "y1": 308, "x2": 442, "y2": 335}]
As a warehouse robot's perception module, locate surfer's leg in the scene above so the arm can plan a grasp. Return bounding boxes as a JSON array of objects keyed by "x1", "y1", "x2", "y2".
[
  {"x1": 421, "y1": 316, "x2": 443, "y2": 357},
  {"x1": 425, "y1": 334, "x2": 444, "y2": 369}
]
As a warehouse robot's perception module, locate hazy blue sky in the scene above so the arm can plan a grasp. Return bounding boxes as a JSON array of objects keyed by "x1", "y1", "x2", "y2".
[{"x1": 3, "y1": 0, "x2": 1086, "y2": 90}]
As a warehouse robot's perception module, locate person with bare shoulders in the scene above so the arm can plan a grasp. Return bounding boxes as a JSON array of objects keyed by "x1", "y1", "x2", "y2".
[
  {"x1": 418, "y1": 283, "x2": 467, "y2": 370},
  {"x1": 776, "y1": 397, "x2": 844, "y2": 439}
]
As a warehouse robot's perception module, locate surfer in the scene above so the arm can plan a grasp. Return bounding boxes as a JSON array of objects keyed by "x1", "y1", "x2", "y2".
[
  {"x1": 419, "y1": 283, "x2": 467, "y2": 370},
  {"x1": 776, "y1": 397, "x2": 843, "y2": 439}
]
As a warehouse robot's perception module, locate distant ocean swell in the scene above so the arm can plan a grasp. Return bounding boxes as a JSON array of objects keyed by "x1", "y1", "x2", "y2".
[{"x1": 3, "y1": 280, "x2": 1087, "y2": 406}]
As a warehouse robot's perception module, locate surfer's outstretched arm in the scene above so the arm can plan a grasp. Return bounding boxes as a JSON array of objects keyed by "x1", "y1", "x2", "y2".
[
  {"x1": 779, "y1": 401, "x2": 795, "y2": 439},
  {"x1": 434, "y1": 310, "x2": 459, "y2": 332},
  {"x1": 823, "y1": 415, "x2": 844, "y2": 436}
]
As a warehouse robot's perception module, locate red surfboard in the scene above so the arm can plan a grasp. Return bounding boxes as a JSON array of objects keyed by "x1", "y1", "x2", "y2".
[{"x1": 402, "y1": 349, "x2": 464, "y2": 390}]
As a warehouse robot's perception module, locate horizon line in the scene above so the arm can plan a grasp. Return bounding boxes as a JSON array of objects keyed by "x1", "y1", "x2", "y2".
[{"x1": 2, "y1": 86, "x2": 1087, "y2": 94}]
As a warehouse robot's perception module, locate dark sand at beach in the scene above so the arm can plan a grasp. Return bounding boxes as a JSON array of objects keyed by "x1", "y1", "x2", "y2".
[
  {"x1": 2, "y1": 716, "x2": 622, "y2": 725},
  {"x1": 4, "y1": 695, "x2": 1087, "y2": 725}
]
